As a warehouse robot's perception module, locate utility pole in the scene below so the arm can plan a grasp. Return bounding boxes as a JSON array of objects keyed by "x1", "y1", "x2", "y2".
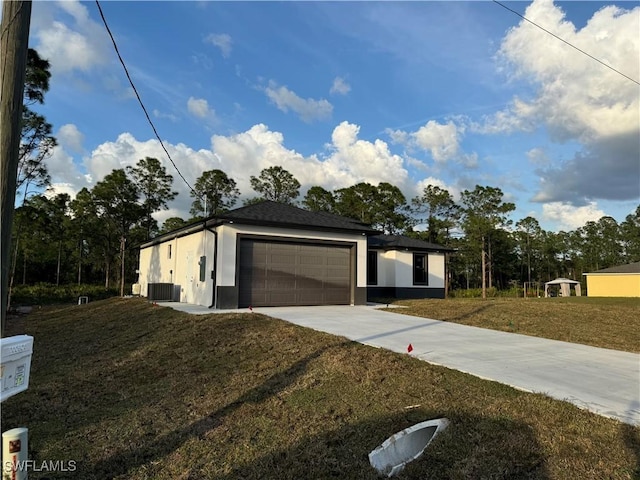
[{"x1": 1, "y1": 1, "x2": 32, "y2": 337}]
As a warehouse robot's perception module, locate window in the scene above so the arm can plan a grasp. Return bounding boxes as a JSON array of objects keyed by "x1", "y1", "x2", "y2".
[
  {"x1": 367, "y1": 250, "x2": 378, "y2": 285},
  {"x1": 168, "y1": 244, "x2": 172, "y2": 259},
  {"x1": 199, "y1": 256, "x2": 206, "y2": 282},
  {"x1": 413, "y1": 253, "x2": 428, "y2": 285}
]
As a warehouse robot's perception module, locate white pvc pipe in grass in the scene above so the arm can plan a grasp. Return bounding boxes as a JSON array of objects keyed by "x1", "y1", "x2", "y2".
[{"x1": 369, "y1": 418, "x2": 449, "y2": 477}]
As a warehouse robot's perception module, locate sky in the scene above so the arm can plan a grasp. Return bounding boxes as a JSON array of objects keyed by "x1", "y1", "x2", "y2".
[{"x1": 12, "y1": 0, "x2": 640, "y2": 232}]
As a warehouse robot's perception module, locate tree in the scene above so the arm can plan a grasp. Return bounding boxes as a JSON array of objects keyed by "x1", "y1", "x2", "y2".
[
  {"x1": 190, "y1": 169, "x2": 239, "y2": 218},
  {"x1": 334, "y1": 182, "x2": 379, "y2": 225},
  {"x1": 92, "y1": 169, "x2": 144, "y2": 294},
  {"x1": 242, "y1": 197, "x2": 266, "y2": 206},
  {"x1": 17, "y1": 49, "x2": 56, "y2": 200},
  {"x1": 514, "y1": 216, "x2": 543, "y2": 283},
  {"x1": 126, "y1": 157, "x2": 177, "y2": 240},
  {"x1": 9, "y1": 194, "x2": 71, "y2": 290},
  {"x1": 620, "y1": 205, "x2": 640, "y2": 263},
  {"x1": 250, "y1": 166, "x2": 300, "y2": 204},
  {"x1": 375, "y1": 182, "x2": 411, "y2": 234},
  {"x1": 334, "y1": 182, "x2": 410, "y2": 233},
  {"x1": 459, "y1": 186, "x2": 515, "y2": 298},
  {"x1": 160, "y1": 217, "x2": 189, "y2": 234},
  {"x1": 411, "y1": 185, "x2": 460, "y2": 244},
  {"x1": 47, "y1": 193, "x2": 71, "y2": 285},
  {"x1": 302, "y1": 186, "x2": 335, "y2": 213},
  {"x1": 69, "y1": 188, "x2": 99, "y2": 285}
]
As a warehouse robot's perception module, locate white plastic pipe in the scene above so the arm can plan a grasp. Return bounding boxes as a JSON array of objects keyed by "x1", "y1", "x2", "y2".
[
  {"x1": 369, "y1": 418, "x2": 449, "y2": 477},
  {"x1": 2, "y1": 427, "x2": 28, "y2": 480}
]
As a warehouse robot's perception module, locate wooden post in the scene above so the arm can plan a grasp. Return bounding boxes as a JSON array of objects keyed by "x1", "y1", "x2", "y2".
[
  {"x1": 1, "y1": 1, "x2": 32, "y2": 336},
  {"x1": 481, "y1": 235, "x2": 487, "y2": 299},
  {"x1": 120, "y1": 236, "x2": 125, "y2": 297}
]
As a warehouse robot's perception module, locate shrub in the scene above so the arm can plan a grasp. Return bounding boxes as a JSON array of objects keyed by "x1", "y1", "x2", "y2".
[{"x1": 10, "y1": 283, "x2": 120, "y2": 306}]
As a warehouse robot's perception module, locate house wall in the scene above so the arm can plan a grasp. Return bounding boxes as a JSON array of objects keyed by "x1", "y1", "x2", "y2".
[
  {"x1": 585, "y1": 274, "x2": 640, "y2": 297},
  {"x1": 368, "y1": 249, "x2": 446, "y2": 299},
  {"x1": 140, "y1": 223, "x2": 368, "y2": 308},
  {"x1": 138, "y1": 228, "x2": 216, "y2": 306},
  {"x1": 375, "y1": 250, "x2": 445, "y2": 288}
]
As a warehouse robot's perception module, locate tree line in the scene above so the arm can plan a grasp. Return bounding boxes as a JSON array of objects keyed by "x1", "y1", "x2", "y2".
[
  {"x1": 12, "y1": 49, "x2": 640, "y2": 298},
  {"x1": 11, "y1": 161, "x2": 640, "y2": 296}
]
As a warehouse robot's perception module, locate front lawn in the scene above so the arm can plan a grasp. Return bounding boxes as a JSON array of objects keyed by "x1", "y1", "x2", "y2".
[
  {"x1": 386, "y1": 296, "x2": 640, "y2": 353},
  {"x1": 2, "y1": 298, "x2": 638, "y2": 479}
]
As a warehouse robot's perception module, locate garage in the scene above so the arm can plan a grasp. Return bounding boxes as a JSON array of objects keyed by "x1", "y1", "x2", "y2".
[{"x1": 239, "y1": 238, "x2": 352, "y2": 307}]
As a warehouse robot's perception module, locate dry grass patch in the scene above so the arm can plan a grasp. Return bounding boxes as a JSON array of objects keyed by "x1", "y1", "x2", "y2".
[
  {"x1": 2, "y1": 298, "x2": 638, "y2": 479},
  {"x1": 387, "y1": 297, "x2": 640, "y2": 353}
]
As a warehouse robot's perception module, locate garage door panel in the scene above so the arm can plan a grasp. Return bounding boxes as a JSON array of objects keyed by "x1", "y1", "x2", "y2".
[
  {"x1": 239, "y1": 239, "x2": 352, "y2": 307},
  {"x1": 268, "y1": 292, "x2": 297, "y2": 305},
  {"x1": 325, "y1": 286, "x2": 350, "y2": 302}
]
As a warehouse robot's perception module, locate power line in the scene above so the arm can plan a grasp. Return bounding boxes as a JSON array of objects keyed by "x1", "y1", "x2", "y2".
[
  {"x1": 94, "y1": 0, "x2": 200, "y2": 198},
  {"x1": 493, "y1": 0, "x2": 640, "y2": 86}
]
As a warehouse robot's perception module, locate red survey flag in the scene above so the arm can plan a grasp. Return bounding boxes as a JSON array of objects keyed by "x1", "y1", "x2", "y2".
[{"x1": 407, "y1": 343, "x2": 413, "y2": 353}]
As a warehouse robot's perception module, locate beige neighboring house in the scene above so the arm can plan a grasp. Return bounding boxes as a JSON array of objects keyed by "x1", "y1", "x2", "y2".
[
  {"x1": 136, "y1": 201, "x2": 451, "y2": 309},
  {"x1": 583, "y1": 262, "x2": 640, "y2": 297}
]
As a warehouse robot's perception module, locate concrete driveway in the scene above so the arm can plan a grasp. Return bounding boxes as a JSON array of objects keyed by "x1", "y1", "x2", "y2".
[{"x1": 162, "y1": 302, "x2": 640, "y2": 425}]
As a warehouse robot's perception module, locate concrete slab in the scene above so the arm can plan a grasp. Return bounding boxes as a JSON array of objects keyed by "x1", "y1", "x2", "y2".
[{"x1": 158, "y1": 302, "x2": 640, "y2": 425}]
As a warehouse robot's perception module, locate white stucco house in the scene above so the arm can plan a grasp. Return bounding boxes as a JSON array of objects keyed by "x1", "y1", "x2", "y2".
[{"x1": 137, "y1": 201, "x2": 451, "y2": 309}]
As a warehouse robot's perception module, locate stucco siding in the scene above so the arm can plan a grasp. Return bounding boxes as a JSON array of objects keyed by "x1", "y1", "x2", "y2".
[
  {"x1": 375, "y1": 250, "x2": 445, "y2": 289},
  {"x1": 377, "y1": 250, "x2": 395, "y2": 287},
  {"x1": 138, "y1": 230, "x2": 215, "y2": 305},
  {"x1": 428, "y1": 253, "x2": 446, "y2": 288},
  {"x1": 586, "y1": 275, "x2": 640, "y2": 297}
]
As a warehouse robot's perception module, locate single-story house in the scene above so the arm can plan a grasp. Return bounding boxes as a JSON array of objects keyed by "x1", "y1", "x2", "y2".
[
  {"x1": 137, "y1": 201, "x2": 451, "y2": 309},
  {"x1": 583, "y1": 262, "x2": 640, "y2": 297}
]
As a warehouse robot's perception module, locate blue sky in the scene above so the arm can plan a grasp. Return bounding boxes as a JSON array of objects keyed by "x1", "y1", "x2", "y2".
[{"x1": 16, "y1": 0, "x2": 640, "y2": 231}]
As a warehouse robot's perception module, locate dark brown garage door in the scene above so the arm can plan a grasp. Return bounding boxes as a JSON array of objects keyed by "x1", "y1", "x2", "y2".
[{"x1": 239, "y1": 239, "x2": 352, "y2": 307}]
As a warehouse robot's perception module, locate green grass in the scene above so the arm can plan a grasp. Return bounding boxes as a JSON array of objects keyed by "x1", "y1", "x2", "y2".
[
  {"x1": 385, "y1": 296, "x2": 640, "y2": 353},
  {"x1": 2, "y1": 298, "x2": 639, "y2": 479}
]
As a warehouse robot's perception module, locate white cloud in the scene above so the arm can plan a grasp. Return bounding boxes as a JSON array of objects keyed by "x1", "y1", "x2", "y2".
[
  {"x1": 330, "y1": 77, "x2": 351, "y2": 95},
  {"x1": 320, "y1": 122, "x2": 409, "y2": 189},
  {"x1": 480, "y1": 0, "x2": 640, "y2": 204},
  {"x1": 47, "y1": 145, "x2": 90, "y2": 195},
  {"x1": 385, "y1": 128, "x2": 409, "y2": 145},
  {"x1": 153, "y1": 109, "x2": 179, "y2": 122},
  {"x1": 541, "y1": 202, "x2": 606, "y2": 230},
  {"x1": 49, "y1": 123, "x2": 411, "y2": 223},
  {"x1": 264, "y1": 82, "x2": 333, "y2": 123},
  {"x1": 31, "y1": 0, "x2": 109, "y2": 75},
  {"x1": 412, "y1": 121, "x2": 460, "y2": 163},
  {"x1": 204, "y1": 33, "x2": 232, "y2": 58},
  {"x1": 57, "y1": 124, "x2": 84, "y2": 153},
  {"x1": 526, "y1": 148, "x2": 550, "y2": 166},
  {"x1": 187, "y1": 97, "x2": 214, "y2": 119},
  {"x1": 387, "y1": 120, "x2": 471, "y2": 166}
]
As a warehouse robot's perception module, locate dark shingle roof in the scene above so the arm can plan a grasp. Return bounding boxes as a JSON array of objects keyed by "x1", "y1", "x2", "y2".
[
  {"x1": 216, "y1": 201, "x2": 379, "y2": 234},
  {"x1": 586, "y1": 262, "x2": 640, "y2": 274},
  {"x1": 368, "y1": 234, "x2": 453, "y2": 252}
]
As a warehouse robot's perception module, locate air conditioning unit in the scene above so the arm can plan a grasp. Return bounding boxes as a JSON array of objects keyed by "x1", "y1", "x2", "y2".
[
  {"x1": 147, "y1": 283, "x2": 174, "y2": 301},
  {"x1": 132, "y1": 283, "x2": 141, "y2": 296}
]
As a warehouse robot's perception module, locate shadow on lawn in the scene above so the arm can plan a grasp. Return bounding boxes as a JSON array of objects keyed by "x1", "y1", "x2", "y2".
[
  {"x1": 79, "y1": 348, "x2": 549, "y2": 480},
  {"x1": 200, "y1": 411, "x2": 549, "y2": 480},
  {"x1": 83, "y1": 342, "x2": 350, "y2": 479},
  {"x1": 621, "y1": 400, "x2": 640, "y2": 478}
]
